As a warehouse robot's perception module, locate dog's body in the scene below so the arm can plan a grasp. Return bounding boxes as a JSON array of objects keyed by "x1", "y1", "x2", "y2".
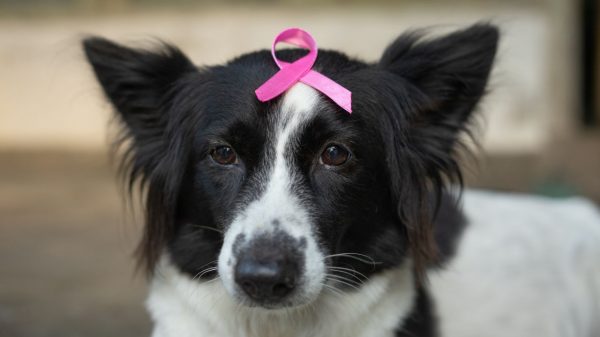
[
  {"x1": 431, "y1": 191, "x2": 600, "y2": 337},
  {"x1": 83, "y1": 24, "x2": 600, "y2": 337}
]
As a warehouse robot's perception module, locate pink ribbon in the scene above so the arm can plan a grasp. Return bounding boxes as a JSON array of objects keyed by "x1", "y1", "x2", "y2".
[{"x1": 255, "y1": 28, "x2": 352, "y2": 113}]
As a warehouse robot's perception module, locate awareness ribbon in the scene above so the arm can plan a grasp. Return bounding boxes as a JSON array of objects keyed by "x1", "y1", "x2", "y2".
[{"x1": 254, "y1": 28, "x2": 352, "y2": 113}]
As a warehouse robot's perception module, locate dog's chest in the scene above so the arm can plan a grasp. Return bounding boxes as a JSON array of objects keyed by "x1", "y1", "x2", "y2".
[{"x1": 147, "y1": 260, "x2": 416, "y2": 337}]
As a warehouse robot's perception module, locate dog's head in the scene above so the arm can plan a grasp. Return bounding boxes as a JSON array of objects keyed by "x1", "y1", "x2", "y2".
[{"x1": 84, "y1": 24, "x2": 498, "y2": 309}]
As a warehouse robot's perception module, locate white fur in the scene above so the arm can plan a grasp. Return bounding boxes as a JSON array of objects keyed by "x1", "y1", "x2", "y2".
[
  {"x1": 218, "y1": 83, "x2": 326, "y2": 306},
  {"x1": 432, "y1": 190, "x2": 600, "y2": 337},
  {"x1": 148, "y1": 257, "x2": 415, "y2": 337}
]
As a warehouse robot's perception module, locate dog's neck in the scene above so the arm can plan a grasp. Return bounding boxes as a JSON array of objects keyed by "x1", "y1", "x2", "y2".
[{"x1": 146, "y1": 257, "x2": 433, "y2": 337}]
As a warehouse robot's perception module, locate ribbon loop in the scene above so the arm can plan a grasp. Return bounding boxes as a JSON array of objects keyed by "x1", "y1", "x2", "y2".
[{"x1": 255, "y1": 28, "x2": 352, "y2": 114}]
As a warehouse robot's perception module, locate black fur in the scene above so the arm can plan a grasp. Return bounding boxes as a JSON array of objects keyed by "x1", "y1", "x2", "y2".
[
  {"x1": 396, "y1": 287, "x2": 437, "y2": 337},
  {"x1": 84, "y1": 23, "x2": 498, "y2": 336}
]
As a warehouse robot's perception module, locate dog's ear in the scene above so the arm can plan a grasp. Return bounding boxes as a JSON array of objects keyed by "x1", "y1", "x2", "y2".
[
  {"x1": 83, "y1": 37, "x2": 197, "y2": 273},
  {"x1": 380, "y1": 23, "x2": 498, "y2": 130},
  {"x1": 377, "y1": 23, "x2": 499, "y2": 279},
  {"x1": 83, "y1": 37, "x2": 195, "y2": 155}
]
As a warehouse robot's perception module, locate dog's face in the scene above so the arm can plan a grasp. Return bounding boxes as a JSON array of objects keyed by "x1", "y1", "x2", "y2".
[
  {"x1": 202, "y1": 81, "x2": 385, "y2": 308},
  {"x1": 84, "y1": 24, "x2": 497, "y2": 309}
]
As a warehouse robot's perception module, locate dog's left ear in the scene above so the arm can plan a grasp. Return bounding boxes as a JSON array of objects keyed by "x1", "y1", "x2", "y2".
[
  {"x1": 377, "y1": 23, "x2": 499, "y2": 278},
  {"x1": 380, "y1": 23, "x2": 499, "y2": 135}
]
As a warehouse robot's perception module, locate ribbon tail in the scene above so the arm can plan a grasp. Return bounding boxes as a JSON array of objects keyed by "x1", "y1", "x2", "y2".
[{"x1": 300, "y1": 70, "x2": 352, "y2": 113}]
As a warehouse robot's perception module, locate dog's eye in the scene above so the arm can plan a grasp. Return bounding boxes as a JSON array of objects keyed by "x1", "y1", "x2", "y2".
[
  {"x1": 210, "y1": 146, "x2": 237, "y2": 165},
  {"x1": 320, "y1": 144, "x2": 350, "y2": 166}
]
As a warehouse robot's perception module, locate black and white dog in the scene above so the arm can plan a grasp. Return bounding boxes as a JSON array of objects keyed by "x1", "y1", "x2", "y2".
[{"x1": 83, "y1": 23, "x2": 600, "y2": 337}]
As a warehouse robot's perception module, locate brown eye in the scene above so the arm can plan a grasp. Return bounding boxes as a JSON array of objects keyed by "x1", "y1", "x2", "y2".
[
  {"x1": 320, "y1": 144, "x2": 350, "y2": 166},
  {"x1": 210, "y1": 146, "x2": 237, "y2": 165}
]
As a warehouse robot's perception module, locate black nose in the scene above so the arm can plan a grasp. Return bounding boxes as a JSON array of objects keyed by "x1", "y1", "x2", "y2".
[{"x1": 234, "y1": 256, "x2": 298, "y2": 302}]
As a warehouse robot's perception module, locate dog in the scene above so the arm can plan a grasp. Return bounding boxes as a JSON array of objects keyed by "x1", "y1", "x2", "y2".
[{"x1": 83, "y1": 23, "x2": 600, "y2": 337}]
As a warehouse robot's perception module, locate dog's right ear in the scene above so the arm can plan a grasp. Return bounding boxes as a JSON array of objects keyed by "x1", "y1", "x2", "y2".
[
  {"x1": 83, "y1": 37, "x2": 196, "y2": 156},
  {"x1": 83, "y1": 37, "x2": 197, "y2": 272}
]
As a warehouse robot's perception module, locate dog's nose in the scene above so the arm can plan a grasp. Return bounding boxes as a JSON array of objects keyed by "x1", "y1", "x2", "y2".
[{"x1": 234, "y1": 256, "x2": 297, "y2": 302}]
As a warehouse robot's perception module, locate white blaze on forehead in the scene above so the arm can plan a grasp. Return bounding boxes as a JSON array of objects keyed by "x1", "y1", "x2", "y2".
[
  {"x1": 238, "y1": 82, "x2": 320, "y2": 236},
  {"x1": 255, "y1": 83, "x2": 320, "y2": 234},
  {"x1": 218, "y1": 83, "x2": 325, "y2": 303},
  {"x1": 278, "y1": 82, "x2": 321, "y2": 131},
  {"x1": 238, "y1": 83, "x2": 320, "y2": 235}
]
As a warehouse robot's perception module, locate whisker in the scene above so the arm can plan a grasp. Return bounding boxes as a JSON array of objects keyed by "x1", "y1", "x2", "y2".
[
  {"x1": 328, "y1": 265, "x2": 367, "y2": 276},
  {"x1": 328, "y1": 266, "x2": 367, "y2": 282},
  {"x1": 326, "y1": 279, "x2": 360, "y2": 291},
  {"x1": 324, "y1": 252, "x2": 382, "y2": 265},
  {"x1": 192, "y1": 266, "x2": 218, "y2": 281},
  {"x1": 325, "y1": 273, "x2": 362, "y2": 285},
  {"x1": 193, "y1": 260, "x2": 219, "y2": 273},
  {"x1": 190, "y1": 260, "x2": 219, "y2": 282},
  {"x1": 191, "y1": 224, "x2": 224, "y2": 234},
  {"x1": 322, "y1": 284, "x2": 345, "y2": 298},
  {"x1": 325, "y1": 274, "x2": 361, "y2": 290}
]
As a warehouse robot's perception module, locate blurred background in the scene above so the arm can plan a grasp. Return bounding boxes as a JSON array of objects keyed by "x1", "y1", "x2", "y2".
[{"x1": 0, "y1": 0, "x2": 598, "y2": 336}]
